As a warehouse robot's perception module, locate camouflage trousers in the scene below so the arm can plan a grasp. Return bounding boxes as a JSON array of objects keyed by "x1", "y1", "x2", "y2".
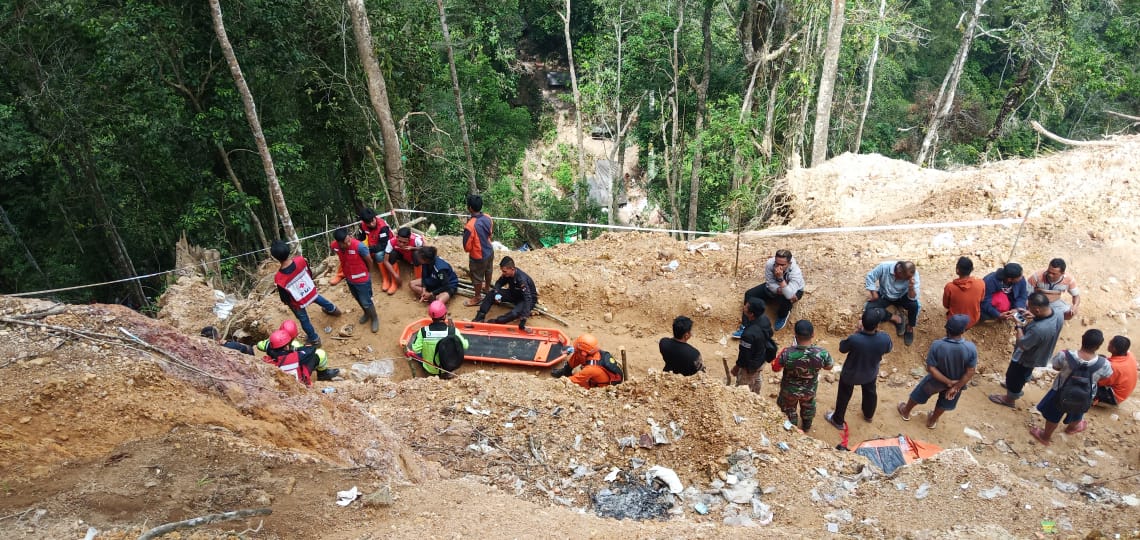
[{"x1": 777, "y1": 389, "x2": 818, "y2": 429}]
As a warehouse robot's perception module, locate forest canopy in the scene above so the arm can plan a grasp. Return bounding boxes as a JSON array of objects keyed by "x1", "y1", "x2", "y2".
[{"x1": 2, "y1": 0, "x2": 1137, "y2": 306}]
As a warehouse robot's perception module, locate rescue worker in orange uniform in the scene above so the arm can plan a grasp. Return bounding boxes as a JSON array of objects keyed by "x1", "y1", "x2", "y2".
[{"x1": 551, "y1": 334, "x2": 623, "y2": 388}]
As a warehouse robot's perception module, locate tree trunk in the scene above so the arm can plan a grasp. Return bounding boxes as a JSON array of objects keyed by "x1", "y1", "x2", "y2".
[
  {"x1": 0, "y1": 203, "x2": 46, "y2": 280},
  {"x1": 810, "y1": 0, "x2": 845, "y2": 167},
  {"x1": 559, "y1": 0, "x2": 586, "y2": 213},
  {"x1": 215, "y1": 144, "x2": 270, "y2": 250},
  {"x1": 916, "y1": 0, "x2": 988, "y2": 167},
  {"x1": 208, "y1": 0, "x2": 301, "y2": 250},
  {"x1": 686, "y1": 0, "x2": 713, "y2": 238},
  {"x1": 986, "y1": 59, "x2": 1031, "y2": 145},
  {"x1": 346, "y1": 0, "x2": 408, "y2": 209},
  {"x1": 853, "y1": 0, "x2": 886, "y2": 153},
  {"x1": 608, "y1": 4, "x2": 624, "y2": 226},
  {"x1": 788, "y1": 16, "x2": 821, "y2": 169},
  {"x1": 436, "y1": 0, "x2": 478, "y2": 193},
  {"x1": 667, "y1": 2, "x2": 685, "y2": 238}
]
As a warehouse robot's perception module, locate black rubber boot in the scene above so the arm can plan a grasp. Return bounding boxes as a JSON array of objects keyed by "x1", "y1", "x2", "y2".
[
  {"x1": 472, "y1": 311, "x2": 486, "y2": 323},
  {"x1": 551, "y1": 362, "x2": 571, "y2": 378},
  {"x1": 323, "y1": 306, "x2": 343, "y2": 316},
  {"x1": 369, "y1": 307, "x2": 380, "y2": 333},
  {"x1": 358, "y1": 310, "x2": 370, "y2": 325},
  {"x1": 316, "y1": 368, "x2": 340, "y2": 381}
]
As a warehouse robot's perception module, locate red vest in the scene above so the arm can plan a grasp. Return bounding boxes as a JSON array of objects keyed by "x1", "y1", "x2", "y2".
[
  {"x1": 360, "y1": 217, "x2": 391, "y2": 249},
  {"x1": 263, "y1": 351, "x2": 313, "y2": 386},
  {"x1": 274, "y1": 256, "x2": 318, "y2": 309},
  {"x1": 330, "y1": 238, "x2": 370, "y2": 284},
  {"x1": 387, "y1": 232, "x2": 424, "y2": 263}
]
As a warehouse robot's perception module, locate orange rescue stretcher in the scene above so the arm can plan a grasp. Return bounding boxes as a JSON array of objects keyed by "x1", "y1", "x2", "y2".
[{"x1": 398, "y1": 318, "x2": 570, "y2": 368}]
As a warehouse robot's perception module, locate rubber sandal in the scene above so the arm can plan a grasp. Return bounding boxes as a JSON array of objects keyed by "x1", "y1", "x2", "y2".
[
  {"x1": 463, "y1": 298, "x2": 482, "y2": 307},
  {"x1": 988, "y1": 394, "x2": 1016, "y2": 408},
  {"x1": 1064, "y1": 420, "x2": 1087, "y2": 434},
  {"x1": 926, "y1": 416, "x2": 938, "y2": 429},
  {"x1": 824, "y1": 411, "x2": 845, "y2": 430},
  {"x1": 896, "y1": 402, "x2": 911, "y2": 421},
  {"x1": 1029, "y1": 426, "x2": 1051, "y2": 446}
]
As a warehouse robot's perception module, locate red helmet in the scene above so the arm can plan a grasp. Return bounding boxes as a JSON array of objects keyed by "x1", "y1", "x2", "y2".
[
  {"x1": 574, "y1": 334, "x2": 599, "y2": 356},
  {"x1": 428, "y1": 300, "x2": 447, "y2": 320},
  {"x1": 269, "y1": 330, "x2": 292, "y2": 349},
  {"x1": 280, "y1": 320, "x2": 299, "y2": 339}
]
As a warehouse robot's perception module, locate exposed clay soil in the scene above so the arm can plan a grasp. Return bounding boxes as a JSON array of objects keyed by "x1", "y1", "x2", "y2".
[{"x1": 3, "y1": 138, "x2": 1140, "y2": 539}]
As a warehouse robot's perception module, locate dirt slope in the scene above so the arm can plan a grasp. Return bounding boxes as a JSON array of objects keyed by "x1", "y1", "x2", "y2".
[{"x1": 3, "y1": 137, "x2": 1140, "y2": 538}]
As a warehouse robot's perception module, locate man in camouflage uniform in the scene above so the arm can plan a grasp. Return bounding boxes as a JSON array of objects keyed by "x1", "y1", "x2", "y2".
[{"x1": 771, "y1": 319, "x2": 834, "y2": 432}]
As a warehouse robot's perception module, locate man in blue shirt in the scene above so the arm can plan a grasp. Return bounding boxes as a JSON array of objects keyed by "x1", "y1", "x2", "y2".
[
  {"x1": 410, "y1": 246, "x2": 459, "y2": 305},
  {"x1": 980, "y1": 262, "x2": 1028, "y2": 322},
  {"x1": 897, "y1": 314, "x2": 977, "y2": 429},
  {"x1": 865, "y1": 260, "x2": 920, "y2": 346}
]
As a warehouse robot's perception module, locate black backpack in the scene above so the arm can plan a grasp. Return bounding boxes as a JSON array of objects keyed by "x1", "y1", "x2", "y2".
[
  {"x1": 423, "y1": 325, "x2": 465, "y2": 373},
  {"x1": 1055, "y1": 351, "x2": 1105, "y2": 415},
  {"x1": 588, "y1": 351, "x2": 624, "y2": 385}
]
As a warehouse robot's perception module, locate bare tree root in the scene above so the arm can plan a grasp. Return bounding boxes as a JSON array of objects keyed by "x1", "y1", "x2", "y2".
[{"x1": 136, "y1": 508, "x2": 271, "y2": 540}]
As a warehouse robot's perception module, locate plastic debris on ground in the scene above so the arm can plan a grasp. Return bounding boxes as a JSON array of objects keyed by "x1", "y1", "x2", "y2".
[
  {"x1": 592, "y1": 475, "x2": 674, "y2": 520},
  {"x1": 212, "y1": 290, "x2": 239, "y2": 319},
  {"x1": 963, "y1": 427, "x2": 984, "y2": 440},
  {"x1": 604, "y1": 467, "x2": 621, "y2": 482},
  {"x1": 336, "y1": 486, "x2": 360, "y2": 506},
  {"x1": 645, "y1": 465, "x2": 684, "y2": 494},
  {"x1": 979, "y1": 486, "x2": 1008, "y2": 499},
  {"x1": 349, "y1": 359, "x2": 394, "y2": 382},
  {"x1": 914, "y1": 483, "x2": 930, "y2": 500}
]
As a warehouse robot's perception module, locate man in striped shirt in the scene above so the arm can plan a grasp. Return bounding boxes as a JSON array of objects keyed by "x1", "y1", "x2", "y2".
[{"x1": 1028, "y1": 258, "x2": 1081, "y2": 321}]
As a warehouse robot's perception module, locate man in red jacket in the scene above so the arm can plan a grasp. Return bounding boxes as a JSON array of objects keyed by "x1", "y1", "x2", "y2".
[
  {"x1": 271, "y1": 240, "x2": 341, "y2": 347},
  {"x1": 331, "y1": 227, "x2": 378, "y2": 333}
]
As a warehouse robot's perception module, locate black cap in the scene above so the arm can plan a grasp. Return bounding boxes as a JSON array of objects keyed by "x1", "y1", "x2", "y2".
[
  {"x1": 794, "y1": 319, "x2": 814, "y2": 337},
  {"x1": 945, "y1": 314, "x2": 970, "y2": 335},
  {"x1": 1001, "y1": 262, "x2": 1023, "y2": 279}
]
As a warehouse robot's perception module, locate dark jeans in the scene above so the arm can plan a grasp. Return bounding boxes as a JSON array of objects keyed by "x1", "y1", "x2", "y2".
[
  {"x1": 1095, "y1": 386, "x2": 1118, "y2": 406},
  {"x1": 1004, "y1": 361, "x2": 1035, "y2": 399},
  {"x1": 478, "y1": 289, "x2": 532, "y2": 324},
  {"x1": 292, "y1": 295, "x2": 336, "y2": 341},
  {"x1": 832, "y1": 380, "x2": 878, "y2": 424},
  {"x1": 347, "y1": 280, "x2": 374, "y2": 310},
  {"x1": 865, "y1": 296, "x2": 920, "y2": 328},
  {"x1": 743, "y1": 284, "x2": 803, "y2": 324}
]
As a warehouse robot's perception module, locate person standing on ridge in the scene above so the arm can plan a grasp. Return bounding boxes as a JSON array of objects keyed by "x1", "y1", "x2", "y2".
[
  {"x1": 462, "y1": 193, "x2": 494, "y2": 307},
  {"x1": 731, "y1": 299, "x2": 776, "y2": 395},
  {"x1": 734, "y1": 249, "x2": 804, "y2": 336},
  {"x1": 330, "y1": 227, "x2": 379, "y2": 333},
  {"x1": 270, "y1": 239, "x2": 341, "y2": 347},
  {"x1": 989, "y1": 292, "x2": 1065, "y2": 408}
]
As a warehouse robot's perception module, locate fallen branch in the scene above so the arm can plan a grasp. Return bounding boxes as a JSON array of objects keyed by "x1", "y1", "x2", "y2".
[
  {"x1": 137, "y1": 508, "x2": 271, "y2": 540},
  {"x1": 1029, "y1": 120, "x2": 1115, "y2": 147},
  {"x1": 8, "y1": 304, "x2": 66, "y2": 320},
  {"x1": 1104, "y1": 110, "x2": 1140, "y2": 123}
]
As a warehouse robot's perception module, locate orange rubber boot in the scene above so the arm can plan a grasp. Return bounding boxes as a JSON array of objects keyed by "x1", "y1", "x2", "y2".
[
  {"x1": 386, "y1": 264, "x2": 401, "y2": 294},
  {"x1": 378, "y1": 262, "x2": 392, "y2": 292},
  {"x1": 329, "y1": 266, "x2": 344, "y2": 285}
]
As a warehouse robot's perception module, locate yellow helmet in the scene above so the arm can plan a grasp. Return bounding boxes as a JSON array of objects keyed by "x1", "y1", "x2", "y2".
[{"x1": 574, "y1": 334, "x2": 599, "y2": 356}]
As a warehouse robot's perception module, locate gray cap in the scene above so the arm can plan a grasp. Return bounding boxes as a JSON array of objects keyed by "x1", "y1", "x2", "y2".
[{"x1": 945, "y1": 314, "x2": 970, "y2": 335}]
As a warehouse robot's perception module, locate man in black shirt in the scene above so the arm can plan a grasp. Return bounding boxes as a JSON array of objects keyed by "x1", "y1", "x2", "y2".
[
  {"x1": 660, "y1": 316, "x2": 704, "y2": 376},
  {"x1": 732, "y1": 299, "x2": 776, "y2": 394},
  {"x1": 472, "y1": 256, "x2": 539, "y2": 330}
]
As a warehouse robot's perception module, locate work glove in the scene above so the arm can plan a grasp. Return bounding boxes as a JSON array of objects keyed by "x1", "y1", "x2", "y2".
[{"x1": 551, "y1": 362, "x2": 571, "y2": 378}]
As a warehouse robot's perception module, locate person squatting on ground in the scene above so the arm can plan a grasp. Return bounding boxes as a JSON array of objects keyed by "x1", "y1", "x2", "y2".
[
  {"x1": 942, "y1": 256, "x2": 984, "y2": 328},
  {"x1": 551, "y1": 334, "x2": 623, "y2": 388},
  {"x1": 980, "y1": 262, "x2": 1028, "y2": 323},
  {"x1": 771, "y1": 320, "x2": 833, "y2": 432},
  {"x1": 472, "y1": 256, "x2": 538, "y2": 330},
  {"x1": 462, "y1": 193, "x2": 494, "y2": 307},
  {"x1": 408, "y1": 301, "x2": 468, "y2": 379},
  {"x1": 331, "y1": 227, "x2": 379, "y2": 333},
  {"x1": 1028, "y1": 329, "x2": 1113, "y2": 446},
  {"x1": 897, "y1": 314, "x2": 977, "y2": 429},
  {"x1": 659, "y1": 315, "x2": 704, "y2": 376},
  {"x1": 270, "y1": 239, "x2": 341, "y2": 347},
  {"x1": 1096, "y1": 335, "x2": 1136, "y2": 407},
  {"x1": 256, "y1": 320, "x2": 301, "y2": 354},
  {"x1": 989, "y1": 292, "x2": 1065, "y2": 408},
  {"x1": 731, "y1": 299, "x2": 776, "y2": 394},
  {"x1": 734, "y1": 249, "x2": 804, "y2": 336},
  {"x1": 865, "y1": 260, "x2": 920, "y2": 346},
  {"x1": 410, "y1": 246, "x2": 459, "y2": 305},
  {"x1": 261, "y1": 326, "x2": 339, "y2": 386},
  {"x1": 1027, "y1": 257, "x2": 1081, "y2": 321},
  {"x1": 357, "y1": 208, "x2": 399, "y2": 294},
  {"x1": 827, "y1": 308, "x2": 894, "y2": 429},
  {"x1": 201, "y1": 326, "x2": 253, "y2": 355},
  {"x1": 381, "y1": 227, "x2": 424, "y2": 295}
]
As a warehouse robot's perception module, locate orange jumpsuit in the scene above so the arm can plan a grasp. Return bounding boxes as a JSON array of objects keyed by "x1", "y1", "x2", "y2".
[{"x1": 568, "y1": 350, "x2": 620, "y2": 388}]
